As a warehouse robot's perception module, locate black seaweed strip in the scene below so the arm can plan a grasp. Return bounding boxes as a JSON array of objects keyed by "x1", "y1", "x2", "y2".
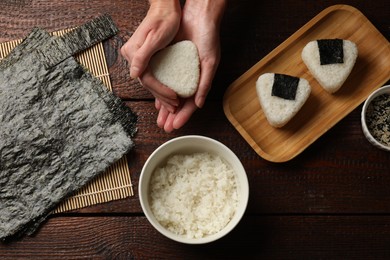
[
  {"x1": 317, "y1": 39, "x2": 344, "y2": 65},
  {"x1": 272, "y1": 74, "x2": 299, "y2": 100}
]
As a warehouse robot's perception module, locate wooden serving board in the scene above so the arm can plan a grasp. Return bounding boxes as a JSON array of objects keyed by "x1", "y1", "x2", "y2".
[{"x1": 223, "y1": 5, "x2": 390, "y2": 162}]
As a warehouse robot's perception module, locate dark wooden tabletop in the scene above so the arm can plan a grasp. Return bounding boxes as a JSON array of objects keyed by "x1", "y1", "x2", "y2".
[{"x1": 1, "y1": 0, "x2": 389, "y2": 259}]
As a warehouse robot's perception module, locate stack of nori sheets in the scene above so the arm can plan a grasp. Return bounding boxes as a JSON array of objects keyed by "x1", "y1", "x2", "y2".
[{"x1": 0, "y1": 15, "x2": 137, "y2": 241}]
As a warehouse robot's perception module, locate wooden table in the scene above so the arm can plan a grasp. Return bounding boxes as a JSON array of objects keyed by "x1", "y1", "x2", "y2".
[{"x1": 1, "y1": 0, "x2": 389, "y2": 258}]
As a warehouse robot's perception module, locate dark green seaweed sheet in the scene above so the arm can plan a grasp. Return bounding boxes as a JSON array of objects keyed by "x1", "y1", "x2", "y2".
[
  {"x1": 271, "y1": 73, "x2": 299, "y2": 100},
  {"x1": 0, "y1": 16, "x2": 137, "y2": 241},
  {"x1": 37, "y1": 14, "x2": 119, "y2": 68},
  {"x1": 317, "y1": 39, "x2": 344, "y2": 65}
]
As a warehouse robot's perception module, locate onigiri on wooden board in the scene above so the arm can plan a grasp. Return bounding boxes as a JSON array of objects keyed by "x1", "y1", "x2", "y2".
[
  {"x1": 223, "y1": 5, "x2": 390, "y2": 162},
  {"x1": 150, "y1": 40, "x2": 200, "y2": 98},
  {"x1": 256, "y1": 73, "x2": 311, "y2": 128},
  {"x1": 302, "y1": 39, "x2": 358, "y2": 93}
]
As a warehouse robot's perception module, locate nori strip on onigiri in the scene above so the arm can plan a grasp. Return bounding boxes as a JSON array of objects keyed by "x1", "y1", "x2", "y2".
[
  {"x1": 317, "y1": 39, "x2": 344, "y2": 65},
  {"x1": 271, "y1": 73, "x2": 299, "y2": 100},
  {"x1": 0, "y1": 15, "x2": 137, "y2": 242}
]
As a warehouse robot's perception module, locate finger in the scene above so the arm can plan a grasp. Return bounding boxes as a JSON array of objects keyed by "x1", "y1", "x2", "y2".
[
  {"x1": 155, "y1": 98, "x2": 176, "y2": 115},
  {"x1": 195, "y1": 57, "x2": 219, "y2": 108},
  {"x1": 120, "y1": 31, "x2": 158, "y2": 78},
  {"x1": 172, "y1": 99, "x2": 198, "y2": 130},
  {"x1": 157, "y1": 105, "x2": 170, "y2": 129},
  {"x1": 139, "y1": 75, "x2": 176, "y2": 112},
  {"x1": 129, "y1": 42, "x2": 152, "y2": 78},
  {"x1": 155, "y1": 98, "x2": 161, "y2": 110},
  {"x1": 149, "y1": 88, "x2": 177, "y2": 113},
  {"x1": 120, "y1": 24, "x2": 149, "y2": 63},
  {"x1": 141, "y1": 71, "x2": 179, "y2": 107},
  {"x1": 139, "y1": 77, "x2": 177, "y2": 113},
  {"x1": 120, "y1": 39, "x2": 139, "y2": 63},
  {"x1": 130, "y1": 30, "x2": 171, "y2": 78},
  {"x1": 120, "y1": 43, "x2": 130, "y2": 61},
  {"x1": 163, "y1": 112, "x2": 176, "y2": 133}
]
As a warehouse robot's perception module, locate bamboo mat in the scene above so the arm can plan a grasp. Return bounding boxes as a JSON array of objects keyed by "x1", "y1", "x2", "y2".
[{"x1": 0, "y1": 29, "x2": 134, "y2": 213}]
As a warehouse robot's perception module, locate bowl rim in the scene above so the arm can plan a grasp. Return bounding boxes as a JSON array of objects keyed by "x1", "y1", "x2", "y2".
[
  {"x1": 361, "y1": 85, "x2": 390, "y2": 152},
  {"x1": 138, "y1": 135, "x2": 249, "y2": 244}
]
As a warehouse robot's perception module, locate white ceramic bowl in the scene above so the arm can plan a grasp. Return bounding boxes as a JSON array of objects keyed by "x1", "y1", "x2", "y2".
[
  {"x1": 139, "y1": 135, "x2": 249, "y2": 244},
  {"x1": 361, "y1": 85, "x2": 390, "y2": 152}
]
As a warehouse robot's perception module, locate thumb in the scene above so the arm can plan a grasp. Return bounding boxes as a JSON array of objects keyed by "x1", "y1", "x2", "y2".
[{"x1": 130, "y1": 32, "x2": 168, "y2": 78}]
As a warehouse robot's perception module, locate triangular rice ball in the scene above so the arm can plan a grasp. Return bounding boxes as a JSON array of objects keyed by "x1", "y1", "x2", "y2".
[
  {"x1": 256, "y1": 73, "x2": 311, "y2": 128},
  {"x1": 302, "y1": 39, "x2": 358, "y2": 93},
  {"x1": 150, "y1": 40, "x2": 200, "y2": 98}
]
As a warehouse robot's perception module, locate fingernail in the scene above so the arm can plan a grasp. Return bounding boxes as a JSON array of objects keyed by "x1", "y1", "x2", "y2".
[
  {"x1": 157, "y1": 112, "x2": 165, "y2": 128},
  {"x1": 195, "y1": 96, "x2": 205, "y2": 108}
]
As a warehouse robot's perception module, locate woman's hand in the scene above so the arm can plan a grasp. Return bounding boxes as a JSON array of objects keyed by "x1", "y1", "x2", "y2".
[{"x1": 156, "y1": 0, "x2": 226, "y2": 132}]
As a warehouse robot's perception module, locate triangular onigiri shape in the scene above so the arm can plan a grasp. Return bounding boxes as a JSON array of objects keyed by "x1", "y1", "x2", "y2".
[
  {"x1": 150, "y1": 40, "x2": 200, "y2": 98},
  {"x1": 302, "y1": 39, "x2": 358, "y2": 93},
  {"x1": 256, "y1": 73, "x2": 311, "y2": 128}
]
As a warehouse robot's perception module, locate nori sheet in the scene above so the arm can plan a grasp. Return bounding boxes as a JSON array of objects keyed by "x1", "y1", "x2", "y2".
[
  {"x1": 37, "y1": 14, "x2": 119, "y2": 68},
  {"x1": 0, "y1": 16, "x2": 137, "y2": 242},
  {"x1": 271, "y1": 74, "x2": 299, "y2": 100},
  {"x1": 317, "y1": 39, "x2": 344, "y2": 65}
]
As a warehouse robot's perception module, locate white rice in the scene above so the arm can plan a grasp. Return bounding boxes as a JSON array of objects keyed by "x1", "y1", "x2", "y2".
[{"x1": 149, "y1": 152, "x2": 238, "y2": 239}]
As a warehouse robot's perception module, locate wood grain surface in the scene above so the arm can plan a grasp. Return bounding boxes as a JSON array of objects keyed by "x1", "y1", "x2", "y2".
[
  {"x1": 2, "y1": 216, "x2": 390, "y2": 259},
  {"x1": 0, "y1": 0, "x2": 389, "y2": 259},
  {"x1": 223, "y1": 5, "x2": 390, "y2": 162}
]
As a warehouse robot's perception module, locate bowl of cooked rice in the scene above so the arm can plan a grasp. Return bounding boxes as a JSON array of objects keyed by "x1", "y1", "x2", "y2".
[
  {"x1": 361, "y1": 85, "x2": 390, "y2": 152},
  {"x1": 138, "y1": 135, "x2": 249, "y2": 244}
]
